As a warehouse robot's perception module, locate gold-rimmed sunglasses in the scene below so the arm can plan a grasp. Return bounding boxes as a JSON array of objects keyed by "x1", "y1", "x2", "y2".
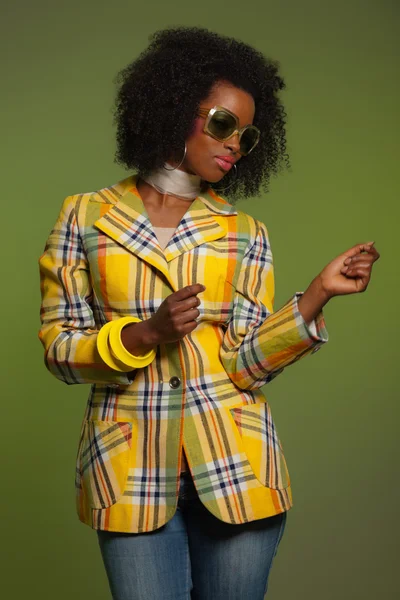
[{"x1": 197, "y1": 105, "x2": 260, "y2": 156}]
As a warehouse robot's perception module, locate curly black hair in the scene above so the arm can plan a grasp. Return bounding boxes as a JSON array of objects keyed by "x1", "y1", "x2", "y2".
[{"x1": 113, "y1": 26, "x2": 290, "y2": 201}]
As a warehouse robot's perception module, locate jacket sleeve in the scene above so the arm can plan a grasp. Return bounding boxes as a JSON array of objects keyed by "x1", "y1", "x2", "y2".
[
  {"x1": 220, "y1": 219, "x2": 328, "y2": 390},
  {"x1": 38, "y1": 195, "x2": 135, "y2": 386}
]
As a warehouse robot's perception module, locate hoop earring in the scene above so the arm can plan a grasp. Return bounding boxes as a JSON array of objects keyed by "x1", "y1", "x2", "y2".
[
  {"x1": 214, "y1": 163, "x2": 238, "y2": 192},
  {"x1": 164, "y1": 144, "x2": 187, "y2": 171}
]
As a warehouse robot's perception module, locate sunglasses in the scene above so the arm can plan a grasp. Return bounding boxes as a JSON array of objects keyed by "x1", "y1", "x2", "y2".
[{"x1": 197, "y1": 105, "x2": 260, "y2": 156}]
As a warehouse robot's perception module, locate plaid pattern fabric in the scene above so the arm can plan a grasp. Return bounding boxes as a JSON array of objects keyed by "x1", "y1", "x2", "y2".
[
  {"x1": 230, "y1": 403, "x2": 290, "y2": 490},
  {"x1": 39, "y1": 174, "x2": 328, "y2": 533},
  {"x1": 80, "y1": 421, "x2": 132, "y2": 509}
]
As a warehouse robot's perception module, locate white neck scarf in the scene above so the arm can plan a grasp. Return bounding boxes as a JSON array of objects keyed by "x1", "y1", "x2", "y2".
[{"x1": 141, "y1": 163, "x2": 202, "y2": 200}]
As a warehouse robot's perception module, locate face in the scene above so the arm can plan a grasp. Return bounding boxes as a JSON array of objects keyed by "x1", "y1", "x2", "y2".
[{"x1": 175, "y1": 81, "x2": 256, "y2": 183}]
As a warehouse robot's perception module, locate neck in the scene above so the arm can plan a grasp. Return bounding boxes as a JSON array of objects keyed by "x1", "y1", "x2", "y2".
[{"x1": 141, "y1": 163, "x2": 202, "y2": 200}]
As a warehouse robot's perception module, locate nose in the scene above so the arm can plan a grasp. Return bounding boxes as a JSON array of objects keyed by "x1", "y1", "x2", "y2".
[{"x1": 224, "y1": 133, "x2": 240, "y2": 154}]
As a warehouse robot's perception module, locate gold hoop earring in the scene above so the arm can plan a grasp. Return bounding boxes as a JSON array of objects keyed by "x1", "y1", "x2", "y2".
[
  {"x1": 214, "y1": 163, "x2": 238, "y2": 192},
  {"x1": 164, "y1": 144, "x2": 187, "y2": 171}
]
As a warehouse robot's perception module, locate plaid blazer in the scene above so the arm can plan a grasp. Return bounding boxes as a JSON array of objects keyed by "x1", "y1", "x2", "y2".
[{"x1": 38, "y1": 174, "x2": 328, "y2": 533}]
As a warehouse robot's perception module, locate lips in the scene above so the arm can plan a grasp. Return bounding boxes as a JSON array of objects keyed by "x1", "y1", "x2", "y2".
[{"x1": 215, "y1": 156, "x2": 235, "y2": 171}]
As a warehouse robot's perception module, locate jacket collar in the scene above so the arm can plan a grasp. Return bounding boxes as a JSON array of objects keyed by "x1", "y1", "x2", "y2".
[{"x1": 93, "y1": 175, "x2": 237, "y2": 290}]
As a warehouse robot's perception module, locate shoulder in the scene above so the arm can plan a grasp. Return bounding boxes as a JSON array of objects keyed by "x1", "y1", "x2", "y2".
[
  {"x1": 206, "y1": 189, "x2": 269, "y2": 244},
  {"x1": 62, "y1": 175, "x2": 136, "y2": 211},
  {"x1": 237, "y1": 211, "x2": 269, "y2": 241},
  {"x1": 53, "y1": 176, "x2": 137, "y2": 231}
]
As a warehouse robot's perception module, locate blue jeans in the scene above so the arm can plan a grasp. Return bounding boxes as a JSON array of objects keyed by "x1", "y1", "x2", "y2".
[{"x1": 97, "y1": 471, "x2": 287, "y2": 599}]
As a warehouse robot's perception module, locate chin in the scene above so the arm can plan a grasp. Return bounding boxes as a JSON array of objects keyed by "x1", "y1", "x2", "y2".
[
  {"x1": 199, "y1": 166, "x2": 228, "y2": 184},
  {"x1": 206, "y1": 176, "x2": 225, "y2": 184}
]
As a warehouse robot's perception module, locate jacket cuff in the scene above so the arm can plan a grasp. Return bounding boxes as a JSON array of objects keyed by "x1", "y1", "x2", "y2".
[{"x1": 293, "y1": 292, "x2": 329, "y2": 353}]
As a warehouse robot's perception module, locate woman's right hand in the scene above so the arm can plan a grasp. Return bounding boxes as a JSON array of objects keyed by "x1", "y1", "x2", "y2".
[
  {"x1": 146, "y1": 283, "x2": 205, "y2": 345},
  {"x1": 120, "y1": 284, "x2": 205, "y2": 355}
]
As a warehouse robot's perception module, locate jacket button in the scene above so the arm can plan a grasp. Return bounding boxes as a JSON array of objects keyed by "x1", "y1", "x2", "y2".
[{"x1": 169, "y1": 376, "x2": 181, "y2": 389}]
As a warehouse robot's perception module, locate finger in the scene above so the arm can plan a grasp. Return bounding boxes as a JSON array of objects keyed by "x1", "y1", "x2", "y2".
[
  {"x1": 343, "y1": 248, "x2": 380, "y2": 269},
  {"x1": 177, "y1": 307, "x2": 200, "y2": 325},
  {"x1": 176, "y1": 295, "x2": 202, "y2": 313},
  {"x1": 342, "y1": 257, "x2": 373, "y2": 269},
  {"x1": 361, "y1": 243, "x2": 381, "y2": 262},
  {"x1": 366, "y1": 246, "x2": 380, "y2": 261},
  {"x1": 339, "y1": 242, "x2": 376, "y2": 261},
  {"x1": 182, "y1": 320, "x2": 199, "y2": 335},
  {"x1": 341, "y1": 267, "x2": 371, "y2": 277},
  {"x1": 174, "y1": 284, "x2": 206, "y2": 302},
  {"x1": 171, "y1": 317, "x2": 199, "y2": 340},
  {"x1": 344, "y1": 267, "x2": 371, "y2": 279}
]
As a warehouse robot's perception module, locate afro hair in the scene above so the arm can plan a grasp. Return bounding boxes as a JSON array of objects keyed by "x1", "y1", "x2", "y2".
[{"x1": 113, "y1": 26, "x2": 290, "y2": 201}]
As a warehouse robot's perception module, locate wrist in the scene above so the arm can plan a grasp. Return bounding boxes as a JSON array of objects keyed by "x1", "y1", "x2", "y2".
[
  {"x1": 140, "y1": 318, "x2": 162, "y2": 347},
  {"x1": 297, "y1": 277, "x2": 331, "y2": 326},
  {"x1": 121, "y1": 319, "x2": 160, "y2": 355},
  {"x1": 309, "y1": 275, "x2": 332, "y2": 305}
]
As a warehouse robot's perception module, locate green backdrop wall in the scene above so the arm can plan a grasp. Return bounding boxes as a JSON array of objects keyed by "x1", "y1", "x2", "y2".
[{"x1": 1, "y1": 0, "x2": 398, "y2": 598}]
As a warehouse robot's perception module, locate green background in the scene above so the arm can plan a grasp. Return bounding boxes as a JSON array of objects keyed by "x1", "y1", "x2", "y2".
[{"x1": 1, "y1": 0, "x2": 398, "y2": 598}]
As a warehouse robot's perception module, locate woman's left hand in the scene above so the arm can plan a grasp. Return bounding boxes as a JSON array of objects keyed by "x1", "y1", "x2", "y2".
[{"x1": 318, "y1": 241, "x2": 381, "y2": 299}]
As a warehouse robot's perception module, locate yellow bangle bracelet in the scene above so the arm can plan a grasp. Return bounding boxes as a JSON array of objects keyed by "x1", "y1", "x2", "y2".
[
  {"x1": 108, "y1": 316, "x2": 157, "y2": 369},
  {"x1": 97, "y1": 321, "x2": 134, "y2": 372}
]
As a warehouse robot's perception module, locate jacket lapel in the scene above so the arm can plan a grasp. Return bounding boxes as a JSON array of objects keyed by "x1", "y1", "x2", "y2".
[
  {"x1": 93, "y1": 175, "x2": 237, "y2": 286},
  {"x1": 93, "y1": 187, "x2": 174, "y2": 286},
  {"x1": 163, "y1": 187, "x2": 238, "y2": 261}
]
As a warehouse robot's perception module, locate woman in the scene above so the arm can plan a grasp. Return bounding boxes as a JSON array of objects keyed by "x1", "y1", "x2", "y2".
[{"x1": 38, "y1": 27, "x2": 380, "y2": 600}]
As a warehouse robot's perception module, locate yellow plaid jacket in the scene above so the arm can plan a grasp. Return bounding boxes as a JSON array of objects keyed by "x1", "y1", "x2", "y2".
[{"x1": 38, "y1": 174, "x2": 328, "y2": 533}]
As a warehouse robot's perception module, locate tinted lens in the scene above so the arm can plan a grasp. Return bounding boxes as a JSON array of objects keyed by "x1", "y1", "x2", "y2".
[
  {"x1": 240, "y1": 127, "x2": 259, "y2": 155},
  {"x1": 208, "y1": 110, "x2": 237, "y2": 139}
]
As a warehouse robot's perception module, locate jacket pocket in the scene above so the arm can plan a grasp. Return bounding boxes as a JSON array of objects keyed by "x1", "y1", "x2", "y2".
[
  {"x1": 79, "y1": 420, "x2": 133, "y2": 509},
  {"x1": 229, "y1": 403, "x2": 290, "y2": 490}
]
